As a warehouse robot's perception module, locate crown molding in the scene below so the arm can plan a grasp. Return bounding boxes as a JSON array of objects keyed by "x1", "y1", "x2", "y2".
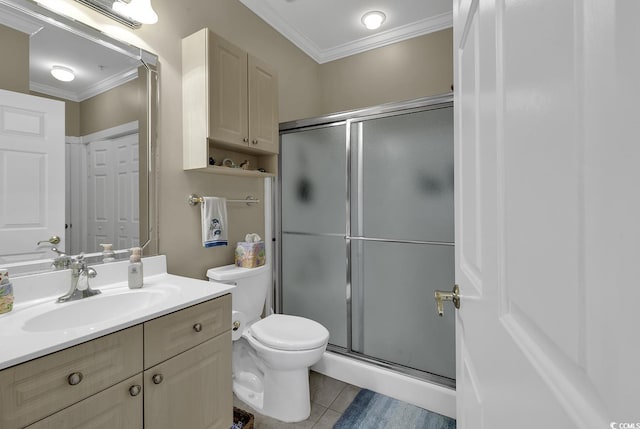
[
  {"x1": 317, "y1": 13, "x2": 452, "y2": 63},
  {"x1": 0, "y1": 2, "x2": 43, "y2": 34},
  {"x1": 77, "y1": 67, "x2": 138, "y2": 101},
  {"x1": 239, "y1": 0, "x2": 321, "y2": 61},
  {"x1": 30, "y1": 67, "x2": 138, "y2": 102},
  {"x1": 30, "y1": 81, "x2": 80, "y2": 101},
  {"x1": 239, "y1": 0, "x2": 452, "y2": 64}
]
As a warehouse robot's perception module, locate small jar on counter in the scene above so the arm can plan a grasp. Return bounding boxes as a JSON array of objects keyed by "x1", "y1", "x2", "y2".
[{"x1": 0, "y1": 269, "x2": 14, "y2": 314}]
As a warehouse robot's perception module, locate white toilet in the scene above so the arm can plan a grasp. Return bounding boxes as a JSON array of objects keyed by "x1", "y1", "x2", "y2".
[{"x1": 207, "y1": 264, "x2": 329, "y2": 423}]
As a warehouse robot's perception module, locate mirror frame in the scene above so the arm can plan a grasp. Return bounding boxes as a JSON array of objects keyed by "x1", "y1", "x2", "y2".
[{"x1": 0, "y1": 0, "x2": 158, "y2": 276}]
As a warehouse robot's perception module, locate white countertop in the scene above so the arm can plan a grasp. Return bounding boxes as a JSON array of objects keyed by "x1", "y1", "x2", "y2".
[{"x1": 0, "y1": 255, "x2": 234, "y2": 370}]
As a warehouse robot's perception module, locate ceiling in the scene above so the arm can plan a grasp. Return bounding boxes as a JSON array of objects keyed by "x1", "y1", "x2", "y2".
[
  {"x1": 0, "y1": 2, "x2": 141, "y2": 102},
  {"x1": 239, "y1": 0, "x2": 453, "y2": 64}
]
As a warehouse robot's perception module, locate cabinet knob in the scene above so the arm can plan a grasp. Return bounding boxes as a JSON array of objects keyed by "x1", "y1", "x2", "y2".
[
  {"x1": 152, "y1": 374, "x2": 163, "y2": 384},
  {"x1": 193, "y1": 323, "x2": 203, "y2": 332},
  {"x1": 129, "y1": 384, "x2": 142, "y2": 396},
  {"x1": 243, "y1": 137, "x2": 249, "y2": 143},
  {"x1": 67, "y1": 372, "x2": 83, "y2": 386},
  {"x1": 251, "y1": 139, "x2": 258, "y2": 145}
]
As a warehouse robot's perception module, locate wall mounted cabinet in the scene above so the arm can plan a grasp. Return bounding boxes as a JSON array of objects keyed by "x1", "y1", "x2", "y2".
[
  {"x1": 0, "y1": 294, "x2": 232, "y2": 429},
  {"x1": 183, "y1": 28, "x2": 278, "y2": 177}
]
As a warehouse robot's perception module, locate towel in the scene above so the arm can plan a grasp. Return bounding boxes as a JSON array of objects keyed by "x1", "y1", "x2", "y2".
[{"x1": 201, "y1": 197, "x2": 228, "y2": 247}]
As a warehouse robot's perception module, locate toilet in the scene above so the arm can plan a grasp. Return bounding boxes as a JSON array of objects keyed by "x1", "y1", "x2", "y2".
[{"x1": 207, "y1": 264, "x2": 329, "y2": 423}]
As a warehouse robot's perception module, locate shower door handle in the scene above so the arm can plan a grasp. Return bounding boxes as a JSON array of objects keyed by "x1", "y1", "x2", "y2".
[{"x1": 434, "y1": 285, "x2": 460, "y2": 316}]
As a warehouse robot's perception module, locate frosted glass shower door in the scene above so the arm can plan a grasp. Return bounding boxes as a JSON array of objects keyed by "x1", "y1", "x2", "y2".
[
  {"x1": 280, "y1": 124, "x2": 348, "y2": 348},
  {"x1": 350, "y1": 107, "x2": 455, "y2": 379}
]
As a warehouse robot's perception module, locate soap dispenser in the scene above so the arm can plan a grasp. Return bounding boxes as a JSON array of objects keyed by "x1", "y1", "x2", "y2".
[
  {"x1": 128, "y1": 247, "x2": 143, "y2": 289},
  {"x1": 100, "y1": 243, "x2": 116, "y2": 263}
]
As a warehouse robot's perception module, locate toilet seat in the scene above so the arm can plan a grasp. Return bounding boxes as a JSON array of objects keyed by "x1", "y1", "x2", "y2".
[{"x1": 249, "y1": 314, "x2": 329, "y2": 351}]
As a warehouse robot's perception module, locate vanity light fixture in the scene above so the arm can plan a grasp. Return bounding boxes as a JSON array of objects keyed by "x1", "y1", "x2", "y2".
[
  {"x1": 112, "y1": 0, "x2": 158, "y2": 25},
  {"x1": 50, "y1": 65, "x2": 75, "y2": 82},
  {"x1": 361, "y1": 11, "x2": 386, "y2": 30},
  {"x1": 73, "y1": 0, "x2": 158, "y2": 28}
]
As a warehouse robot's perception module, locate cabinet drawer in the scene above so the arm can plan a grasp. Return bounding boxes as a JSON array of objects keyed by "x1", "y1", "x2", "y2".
[
  {"x1": 144, "y1": 294, "x2": 231, "y2": 368},
  {"x1": 0, "y1": 326, "x2": 143, "y2": 429},
  {"x1": 26, "y1": 374, "x2": 143, "y2": 429}
]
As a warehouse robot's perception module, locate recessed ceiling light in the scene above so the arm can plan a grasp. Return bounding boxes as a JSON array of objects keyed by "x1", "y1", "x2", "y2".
[
  {"x1": 50, "y1": 65, "x2": 75, "y2": 82},
  {"x1": 361, "y1": 11, "x2": 386, "y2": 30}
]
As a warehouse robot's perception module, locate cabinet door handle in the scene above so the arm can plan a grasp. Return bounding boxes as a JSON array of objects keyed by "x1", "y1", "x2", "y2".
[
  {"x1": 129, "y1": 384, "x2": 142, "y2": 396},
  {"x1": 152, "y1": 374, "x2": 163, "y2": 384},
  {"x1": 67, "y1": 372, "x2": 83, "y2": 386},
  {"x1": 193, "y1": 323, "x2": 203, "y2": 332},
  {"x1": 243, "y1": 137, "x2": 249, "y2": 143},
  {"x1": 251, "y1": 139, "x2": 258, "y2": 145}
]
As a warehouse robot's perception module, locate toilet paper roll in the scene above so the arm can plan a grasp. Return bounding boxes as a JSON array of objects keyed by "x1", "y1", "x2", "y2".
[{"x1": 231, "y1": 311, "x2": 246, "y2": 341}]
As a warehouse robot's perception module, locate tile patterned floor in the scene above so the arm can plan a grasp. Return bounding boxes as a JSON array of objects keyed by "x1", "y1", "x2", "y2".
[{"x1": 233, "y1": 371, "x2": 361, "y2": 429}]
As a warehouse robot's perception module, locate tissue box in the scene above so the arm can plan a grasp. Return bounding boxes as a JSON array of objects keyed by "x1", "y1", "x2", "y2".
[{"x1": 235, "y1": 241, "x2": 265, "y2": 268}]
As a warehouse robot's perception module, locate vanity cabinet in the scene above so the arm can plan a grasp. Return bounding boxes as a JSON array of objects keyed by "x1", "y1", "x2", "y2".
[
  {"x1": 0, "y1": 294, "x2": 232, "y2": 429},
  {"x1": 182, "y1": 28, "x2": 279, "y2": 176}
]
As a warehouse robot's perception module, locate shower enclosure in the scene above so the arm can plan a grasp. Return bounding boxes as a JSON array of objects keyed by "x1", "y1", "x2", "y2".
[{"x1": 277, "y1": 95, "x2": 455, "y2": 387}]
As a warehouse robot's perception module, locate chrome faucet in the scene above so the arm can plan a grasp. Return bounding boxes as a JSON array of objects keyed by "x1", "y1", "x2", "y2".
[
  {"x1": 57, "y1": 255, "x2": 101, "y2": 303},
  {"x1": 50, "y1": 247, "x2": 72, "y2": 270}
]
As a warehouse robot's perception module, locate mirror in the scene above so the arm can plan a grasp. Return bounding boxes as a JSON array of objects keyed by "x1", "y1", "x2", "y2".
[{"x1": 0, "y1": 0, "x2": 157, "y2": 274}]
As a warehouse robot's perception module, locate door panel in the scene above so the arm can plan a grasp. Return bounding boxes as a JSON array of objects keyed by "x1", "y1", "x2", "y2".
[
  {"x1": 351, "y1": 240, "x2": 455, "y2": 378},
  {"x1": 114, "y1": 134, "x2": 139, "y2": 250},
  {"x1": 144, "y1": 334, "x2": 232, "y2": 429},
  {"x1": 355, "y1": 108, "x2": 454, "y2": 243},
  {"x1": 87, "y1": 140, "x2": 113, "y2": 253},
  {"x1": 0, "y1": 90, "x2": 64, "y2": 263},
  {"x1": 210, "y1": 33, "x2": 247, "y2": 146},
  {"x1": 248, "y1": 55, "x2": 278, "y2": 153},
  {"x1": 455, "y1": 0, "x2": 636, "y2": 426},
  {"x1": 281, "y1": 124, "x2": 347, "y2": 235},
  {"x1": 281, "y1": 233, "x2": 347, "y2": 348}
]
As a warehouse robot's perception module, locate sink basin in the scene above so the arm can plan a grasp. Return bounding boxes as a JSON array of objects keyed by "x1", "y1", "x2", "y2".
[{"x1": 23, "y1": 289, "x2": 169, "y2": 332}]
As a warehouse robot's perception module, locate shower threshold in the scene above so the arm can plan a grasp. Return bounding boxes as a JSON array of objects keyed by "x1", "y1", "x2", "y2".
[{"x1": 325, "y1": 344, "x2": 456, "y2": 390}]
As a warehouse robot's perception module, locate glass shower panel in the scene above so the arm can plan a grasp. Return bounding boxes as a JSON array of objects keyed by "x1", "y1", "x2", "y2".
[
  {"x1": 351, "y1": 240, "x2": 455, "y2": 379},
  {"x1": 279, "y1": 98, "x2": 455, "y2": 383},
  {"x1": 355, "y1": 107, "x2": 454, "y2": 243},
  {"x1": 281, "y1": 124, "x2": 347, "y2": 235},
  {"x1": 281, "y1": 233, "x2": 347, "y2": 348},
  {"x1": 281, "y1": 123, "x2": 348, "y2": 349}
]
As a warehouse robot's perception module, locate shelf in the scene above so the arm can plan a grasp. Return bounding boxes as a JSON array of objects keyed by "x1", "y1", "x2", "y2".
[{"x1": 195, "y1": 165, "x2": 275, "y2": 178}]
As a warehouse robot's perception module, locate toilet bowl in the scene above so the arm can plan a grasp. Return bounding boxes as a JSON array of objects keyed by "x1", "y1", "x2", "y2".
[{"x1": 207, "y1": 265, "x2": 329, "y2": 423}]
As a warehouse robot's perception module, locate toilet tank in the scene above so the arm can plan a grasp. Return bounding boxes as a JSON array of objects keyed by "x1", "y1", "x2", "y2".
[{"x1": 207, "y1": 264, "x2": 270, "y2": 322}]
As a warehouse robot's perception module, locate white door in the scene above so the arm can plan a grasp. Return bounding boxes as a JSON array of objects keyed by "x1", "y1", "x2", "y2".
[
  {"x1": 0, "y1": 89, "x2": 65, "y2": 263},
  {"x1": 86, "y1": 133, "x2": 139, "y2": 252},
  {"x1": 454, "y1": 1, "x2": 639, "y2": 427}
]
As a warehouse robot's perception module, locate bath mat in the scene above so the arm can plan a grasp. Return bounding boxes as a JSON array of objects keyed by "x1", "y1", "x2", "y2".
[{"x1": 333, "y1": 389, "x2": 456, "y2": 429}]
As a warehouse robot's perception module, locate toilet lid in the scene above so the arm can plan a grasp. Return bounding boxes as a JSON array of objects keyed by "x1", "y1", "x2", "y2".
[{"x1": 249, "y1": 314, "x2": 329, "y2": 351}]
